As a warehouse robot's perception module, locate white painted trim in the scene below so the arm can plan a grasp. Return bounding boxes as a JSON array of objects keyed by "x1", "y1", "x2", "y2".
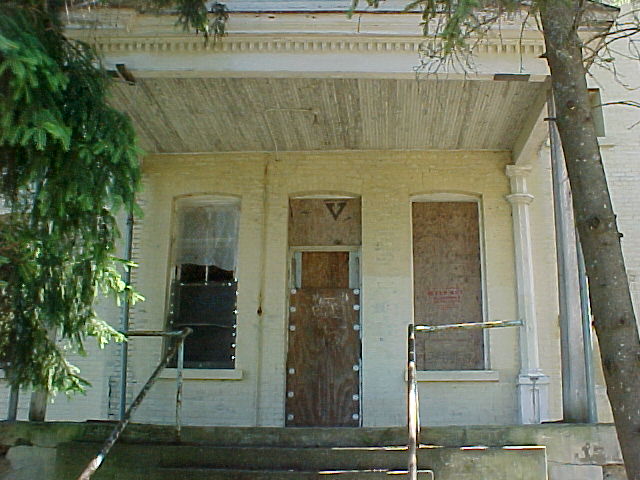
[
  {"x1": 160, "y1": 368, "x2": 244, "y2": 380},
  {"x1": 67, "y1": 31, "x2": 547, "y2": 57},
  {"x1": 415, "y1": 370, "x2": 499, "y2": 382},
  {"x1": 290, "y1": 193, "x2": 359, "y2": 199},
  {"x1": 176, "y1": 194, "x2": 241, "y2": 208},
  {"x1": 290, "y1": 245, "x2": 361, "y2": 252},
  {"x1": 411, "y1": 192, "x2": 480, "y2": 202},
  {"x1": 144, "y1": 149, "x2": 515, "y2": 162},
  {"x1": 123, "y1": 70, "x2": 550, "y2": 82}
]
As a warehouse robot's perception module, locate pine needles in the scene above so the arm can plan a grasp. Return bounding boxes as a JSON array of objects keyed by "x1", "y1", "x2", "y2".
[{"x1": 0, "y1": 3, "x2": 141, "y2": 395}]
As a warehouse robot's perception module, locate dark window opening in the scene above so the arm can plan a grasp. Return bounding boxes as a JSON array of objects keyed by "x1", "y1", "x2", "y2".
[{"x1": 168, "y1": 199, "x2": 240, "y2": 369}]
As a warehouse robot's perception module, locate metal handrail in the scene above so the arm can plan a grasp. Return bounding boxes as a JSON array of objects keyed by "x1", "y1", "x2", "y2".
[
  {"x1": 7, "y1": 386, "x2": 18, "y2": 421},
  {"x1": 416, "y1": 319, "x2": 523, "y2": 333},
  {"x1": 76, "y1": 327, "x2": 192, "y2": 480},
  {"x1": 407, "y1": 319, "x2": 523, "y2": 480},
  {"x1": 407, "y1": 324, "x2": 419, "y2": 480}
]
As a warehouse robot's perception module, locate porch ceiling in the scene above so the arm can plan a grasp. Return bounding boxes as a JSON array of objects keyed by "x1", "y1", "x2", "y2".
[{"x1": 110, "y1": 76, "x2": 547, "y2": 154}]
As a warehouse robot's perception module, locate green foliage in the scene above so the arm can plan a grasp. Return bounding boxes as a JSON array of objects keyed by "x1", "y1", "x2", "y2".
[
  {"x1": 106, "y1": 1, "x2": 228, "y2": 39},
  {"x1": 351, "y1": 0, "x2": 526, "y2": 69},
  {"x1": 350, "y1": 0, "x2": 634, "y2": 72},
  {"x1": 173, "y1": 0, "x2": 228, "y2": 39},
  {"x1": 0, "y1": 3, "x2": 141, "y2": 394}
]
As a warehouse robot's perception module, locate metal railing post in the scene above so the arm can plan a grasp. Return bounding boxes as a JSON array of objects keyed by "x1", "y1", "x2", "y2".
[
  {"x1": 119, "y1": 212, "x2": 134, "y2": 421},
  {"x1": 407, "y1": 323, "x2": 418, "y2": 480},
  {"x1": 176, "y1": 337, "x2": 185, "y2": 441},
  {"x1": 577, "y1": 238, "x2": 598, "y2": 423},
  {"x1": 7, "y1": 385, "x2": 18, "y2": 422}
]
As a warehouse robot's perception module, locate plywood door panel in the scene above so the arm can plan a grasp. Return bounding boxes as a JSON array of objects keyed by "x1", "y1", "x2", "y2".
[
  {"x1": 289, "y1": 198, "x2": 361, "y2": 247},
  {"x1": 301, "y1": 251, "x2": 349, "y2": 288},
  {"x1": 286, "y1": 288, "x2": 360, "y2": 427},
  {"x1": 286, "y1": 251, "x2": 360, "y2": 427},
  {"x1": 412, "y1": 202, "x2": 484, "y2": 370}
]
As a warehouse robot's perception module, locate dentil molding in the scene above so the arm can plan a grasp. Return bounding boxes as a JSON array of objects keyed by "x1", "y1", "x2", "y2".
[{"x1": 70, "y1": 34, "x2": 547, "y2": 56}]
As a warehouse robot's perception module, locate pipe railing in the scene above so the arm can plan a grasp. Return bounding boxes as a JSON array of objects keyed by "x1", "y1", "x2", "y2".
[
  {"x1": 7, "y1": 386, "x2": 18, "y2": 421},
  {"x1": 407, "y1": 324, "x2": 419, "y2": 479},
  {"x1": 407, "y1": 319, "x2": 523, "y2": 480},
  {"x1": 76, "y1": 327, "x2": 192, "y2": 480}
]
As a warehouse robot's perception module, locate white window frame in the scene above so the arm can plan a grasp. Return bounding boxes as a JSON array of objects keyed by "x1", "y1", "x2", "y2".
[{"x1": 410, "y1": 193, "x2": 497, "y2": 380}]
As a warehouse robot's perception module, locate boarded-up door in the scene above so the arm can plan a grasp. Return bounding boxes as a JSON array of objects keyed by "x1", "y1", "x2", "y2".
[
  {"x1": 286, "y1": 251, "x2": 361, "y2": 427},
  {"x1": 412, "y1": 202, "x2": 484, "y2": 370}
]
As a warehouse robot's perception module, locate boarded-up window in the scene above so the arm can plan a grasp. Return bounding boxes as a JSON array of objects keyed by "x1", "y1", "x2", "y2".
[
  {"x1": 289, "y1": 198, "x2": 361, "y2": 247},
  {"x1": 168, "y1": 197, "x2": 240, "y2": 369},
  {"x1": 412, "y1": 201, "x2": 484, "y2": 370}
]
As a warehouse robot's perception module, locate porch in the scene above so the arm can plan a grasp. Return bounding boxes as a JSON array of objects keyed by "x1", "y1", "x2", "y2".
[
  {"x1": 104, "y1": 65, "x2": 570, "y2": 429},
  {"x1": 0, "y1": 56, "x2": 603, "y2": 434},
  {"x1": 0, "y1": 422, "x2": 626, "y2": 480},
  {"x1": 30, "y1": 1, "x2": 604, "y2": 431}
]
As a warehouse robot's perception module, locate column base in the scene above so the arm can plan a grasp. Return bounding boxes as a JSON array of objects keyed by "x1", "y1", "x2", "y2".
[{"x1": 517, "y1": 372, "x2": 550, "y2": 424}]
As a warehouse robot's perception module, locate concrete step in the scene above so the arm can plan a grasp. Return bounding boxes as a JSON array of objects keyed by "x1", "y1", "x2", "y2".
[
  {"x1": 2, "y1": 422, "x2": 603, "y2": 449},
  {"x1": 153, "y1": 467, "x2": 435, "y2": 479},
  {"x1": 55, "y1": 442, "x2": 547, "y2": 480},
  {"x1": 60, "y1": 443, "x2": 433, "y2": 470},
  {"x1": 76, "y1": 424, "x2": 412, "y2": 448}
]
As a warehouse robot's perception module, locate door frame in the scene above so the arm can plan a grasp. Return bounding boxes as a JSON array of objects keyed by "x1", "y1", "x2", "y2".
[{"x1": 284, "y1": 246, "x2": 363, "y2": 426}]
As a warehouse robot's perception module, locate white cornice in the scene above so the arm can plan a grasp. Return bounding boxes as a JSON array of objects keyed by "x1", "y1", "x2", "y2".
[
  {"x1": 64, "y1": 7, "x2": 552, "y2": 56},
  {"x1": 69, "y1": 33, "x2": 547, "y2": 56}
]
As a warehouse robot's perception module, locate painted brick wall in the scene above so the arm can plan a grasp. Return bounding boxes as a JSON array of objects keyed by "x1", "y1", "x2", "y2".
[{"x1": 113, "y1": 149, "x2": 563, "y2": 427}]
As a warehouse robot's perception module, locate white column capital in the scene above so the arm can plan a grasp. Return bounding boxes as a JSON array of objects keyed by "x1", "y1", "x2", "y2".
[
  {"x1": 506, "y1": 165, "x2": 532, "y2": 197},
  {"x1": 505, "y1": 165, "x2": 532, "y2": 179},
  {"x1": 506, "y1": 193, "x2": 535, "y2": 206}
]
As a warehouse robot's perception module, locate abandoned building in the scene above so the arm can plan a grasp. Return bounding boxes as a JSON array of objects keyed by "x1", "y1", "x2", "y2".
[{"x1": 1, "y1": 1, "x2": 639, "y2": 479}]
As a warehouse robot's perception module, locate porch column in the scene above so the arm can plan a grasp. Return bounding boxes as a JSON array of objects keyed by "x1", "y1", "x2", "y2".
[
  {"x1": 548, "y1": 93, "x2": 597, "y2": 423},
  {"x1": 506, "y1": 165, "x2": 550, "y2": 424}
]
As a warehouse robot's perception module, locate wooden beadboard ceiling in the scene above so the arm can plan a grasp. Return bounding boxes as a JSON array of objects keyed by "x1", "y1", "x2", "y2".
[{"x1": 109, "y1": 77, "x2": 546, "y2": 153}]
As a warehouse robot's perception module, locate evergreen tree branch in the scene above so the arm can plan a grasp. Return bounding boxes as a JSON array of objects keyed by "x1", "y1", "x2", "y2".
[{"x1": 0, "y1": 2, "x2": 141, "y2": 395}]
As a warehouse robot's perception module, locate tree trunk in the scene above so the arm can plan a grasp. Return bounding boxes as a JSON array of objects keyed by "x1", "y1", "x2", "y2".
[
  {"x1": 28, "y1": 390, "x2": 48, "y2": 422},
  {"x1": 540, "y1": 2, "x2": 640, "y2": 479}
]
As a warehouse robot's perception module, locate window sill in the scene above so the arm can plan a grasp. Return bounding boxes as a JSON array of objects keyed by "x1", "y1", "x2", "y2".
[
  {"x1": 407, "y1": 370, "x2": 499, "y2": 382},
  {"x1": 160, "y1": 369, "x2": 243, "y2": 380}
]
